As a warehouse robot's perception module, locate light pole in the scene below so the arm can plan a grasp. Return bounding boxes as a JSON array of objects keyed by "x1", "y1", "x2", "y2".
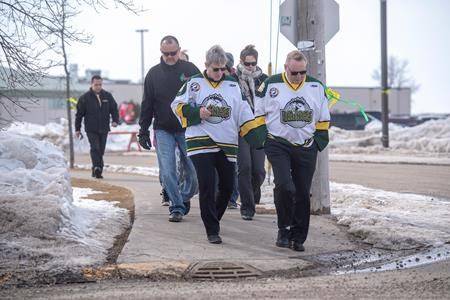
[
  {"x1": 380, "y1": 0, "x2": 389, "y2": 147},
  {"x1": 136, "y1": 29, "x2": 148, "y2": 88}
]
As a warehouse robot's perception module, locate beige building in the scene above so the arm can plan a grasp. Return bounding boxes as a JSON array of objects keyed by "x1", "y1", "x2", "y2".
[{"x1": 330, "y1": 87, "x2": 411, "y2": 116}]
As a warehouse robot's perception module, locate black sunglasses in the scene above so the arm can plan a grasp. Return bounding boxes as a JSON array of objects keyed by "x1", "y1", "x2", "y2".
[
  {"x1": 290, "y1": 70, "x2": 307, "y2": 76},
  {"x1": 212, "y1": 67, "x2": 227, "y2": 72},
  {"x1": 244, "y1": 61, "x2": 257, "y2": 66},
  {"x1": 162, "y1": 50, "x2": 178, "y2": 57}
]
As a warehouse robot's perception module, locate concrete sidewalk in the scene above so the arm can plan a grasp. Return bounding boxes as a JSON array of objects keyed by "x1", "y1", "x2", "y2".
[{"x1": 71, "y1": 153, "x2": 360, "y2": 278}]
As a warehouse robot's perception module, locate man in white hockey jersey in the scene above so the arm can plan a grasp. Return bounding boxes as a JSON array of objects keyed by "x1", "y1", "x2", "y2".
[
  {"x1": 171, "y1": 45, "x2": 266, "y2": 244},
  {"x1": 254, "y1": 50, "x2": 330, "y2": 252}
]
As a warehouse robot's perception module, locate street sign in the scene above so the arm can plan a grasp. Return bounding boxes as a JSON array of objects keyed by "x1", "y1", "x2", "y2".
[
  {"x1": 324, "y1": 0, "x2": 340, "y2": 43},
  {"x1": 279, "y1": 0, "x2": 298, "y2": 47},
  {"x1": 297, "y1": 40, "x2": 315, "y2": 51},
  {"x1": 279, "y1": 0, "x2": 339, "y2": 46}
]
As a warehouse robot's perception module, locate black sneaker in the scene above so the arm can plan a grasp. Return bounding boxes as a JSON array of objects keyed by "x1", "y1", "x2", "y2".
[
  {"x1": 227, "y1": 202, "x2": 238, "y2": 209},
  {"x1": 94, "y1": 167, "x2": 103, "y2": 179},
  {"x1": 290, "y1": 240, "x2": 305, "y2": 252},
  {"x1": 161, "y1": 189, "x2": 170, "y2": 206},
  {"x1": 207, "y1": 235, "x2": 222, "y2": 244},
  {"x1": 276, "y1": 229, "x2": 290, "y2": 248},
  {"x1": 168, "y1": 212, "x2": 183, "y2": 222},
  {"x1": 184, "y1": 201, "x2": 191, "y2": 216},
  {"x1": 241, "y1": 215, "x2": 253, "y2": 221}
]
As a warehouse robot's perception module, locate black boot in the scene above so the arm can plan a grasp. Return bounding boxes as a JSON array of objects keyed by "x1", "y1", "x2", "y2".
[
  {"x1": 94, "y1": 167, "x2": 103, "y2": 179},
  {"x1": 276, "y1": 228, "x2": 290, "y2": 248}
]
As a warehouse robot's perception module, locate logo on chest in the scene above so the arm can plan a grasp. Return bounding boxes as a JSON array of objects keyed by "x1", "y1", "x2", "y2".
[
  {"x1": 201, "y1": 93, "x2": 232, "y2": 124},
  {"x1": 280, "y1": 97, "x2": 313, "y2": 128}
]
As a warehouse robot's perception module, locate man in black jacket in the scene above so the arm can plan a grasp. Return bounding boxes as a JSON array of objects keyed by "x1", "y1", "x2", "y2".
[
  {"x1": 138, "y1": 35, "x2": 200, "y2": 222},
  {"x1": 75, "y1": 75, "x2": 119, "y2": 179}
]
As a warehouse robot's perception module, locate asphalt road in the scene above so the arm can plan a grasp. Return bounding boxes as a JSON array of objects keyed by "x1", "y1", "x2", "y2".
[
  {"x1": 330, "y1": 161, "x2": 450, "y2": 199},
  {"x1": 3, "y1": 259, "x2": 449, "y2": 299}
]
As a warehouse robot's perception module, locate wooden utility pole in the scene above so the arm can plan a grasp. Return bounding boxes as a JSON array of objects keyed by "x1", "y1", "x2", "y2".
[{"x1": 297, "y1": 0, "x2": 330, "y2": 214}]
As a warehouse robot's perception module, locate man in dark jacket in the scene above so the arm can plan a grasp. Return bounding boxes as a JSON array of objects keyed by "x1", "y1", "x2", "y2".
[
  {"x1": 138, "y1": 35, "x2": 200, "y2": 222},
  {"x1": 75, "y1": 75, "x2": 119, "y2": 179}
]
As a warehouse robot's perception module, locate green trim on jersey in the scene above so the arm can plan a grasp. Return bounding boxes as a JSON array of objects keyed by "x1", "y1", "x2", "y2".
[
  {"x1": 267, "y1": 134, "x2": 304, "y2": 147},
  {"x1": 186, "y1": 136, "x2": 238, "y2": 158},
  {"x1": 243, "y1": 125, "x2": 267, "y2": 149},
  {"x1": 313, "y1": 129, "x2": 329, "y2": 151},
  {"x1": 224, "y1": 75, "x2": 238, "y2": 83},
  {"x1": 305, "y1": 75, "x2": 324, "y2": 86},
  {"x1": 177, "y1": 82, "x2": 187, "y2": 96},
  {"x1": 256, "y1": 73, "x2": 284, "y2": 98},
  {"x1": 191, "y1": 73, "x2": 204, "y2": 79},
  {"x1": 181, "y1": 104, "x2": 201, "y2": 127}
]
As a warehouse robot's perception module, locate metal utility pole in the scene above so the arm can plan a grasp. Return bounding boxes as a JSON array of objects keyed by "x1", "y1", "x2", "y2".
[
  {"x1": 136, "y1": 29, "x2": 148, "y2": 89},
  {"x1": 298, "y1": 0, "x2": 330, "y2": 214},
  {"x1": 380, "y1": 0, "x2": 389, "y2": 147}
]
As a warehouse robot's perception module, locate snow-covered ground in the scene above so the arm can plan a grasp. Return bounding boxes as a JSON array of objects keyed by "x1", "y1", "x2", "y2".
[{"x1": 0, "y1": 132, "x2": 129, "y2": 275}]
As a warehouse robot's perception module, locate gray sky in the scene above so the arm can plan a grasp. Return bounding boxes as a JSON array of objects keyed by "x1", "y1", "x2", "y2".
[{"x1": 67, "y1": 0, "x2": 450, "y2": 114}]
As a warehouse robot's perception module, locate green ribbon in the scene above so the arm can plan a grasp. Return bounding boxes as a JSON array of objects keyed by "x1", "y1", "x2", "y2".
[{"x1": 325, "y1": 87, "x2": 369, "y2": 122}]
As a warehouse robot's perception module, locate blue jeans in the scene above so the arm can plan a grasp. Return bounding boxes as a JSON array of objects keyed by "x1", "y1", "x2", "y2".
[
  {"x1": 229, "y1": 165, "x2": 239, "y2": 205},
  {"x1": 155, "y1": 130, "x2": 198, "y2": 214}
]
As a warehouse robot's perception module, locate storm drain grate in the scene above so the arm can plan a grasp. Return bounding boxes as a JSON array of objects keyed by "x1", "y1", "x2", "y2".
[{"x1": 187, "y1": 261, "x2": 261, "y2": 280}]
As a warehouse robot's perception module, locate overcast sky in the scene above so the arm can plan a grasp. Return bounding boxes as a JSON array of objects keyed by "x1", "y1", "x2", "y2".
[{"x1": 66, "y1": 0, "x2": 450, "y2": 114}]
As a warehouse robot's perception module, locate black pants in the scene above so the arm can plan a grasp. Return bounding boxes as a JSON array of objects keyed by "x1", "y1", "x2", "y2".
[
  {"x1": 190, "y1": 151, "x2": 235, "y2": 236},
  {"x1": 264, "y1": 138, "x2": 318, "y2": 244},
  {"x1": 86, "y1": 132, "x2": 108, "y2": 171},
  {"x1": 238, "y1": 136, "x2": 266, "y2": 217}
]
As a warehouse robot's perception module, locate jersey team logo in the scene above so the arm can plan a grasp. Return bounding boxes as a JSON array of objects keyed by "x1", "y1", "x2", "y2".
[
  {"x1": 280, "y1": 97, "x2": 313, "y2": 128},
  {"x1": 201, "y1": 93, "x2": 232, "y2": 124},
  {"x1": 190, "y1": 82, "x2": 200, "y2": 92},
  {"x1": 269, "y1": 87, "x2": 279, "y2": 98}
]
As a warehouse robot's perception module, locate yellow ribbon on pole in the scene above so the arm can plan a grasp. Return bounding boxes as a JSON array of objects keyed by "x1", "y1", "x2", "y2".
[{"x1": 68, "y1": 97, "x2": 78, "y2": 110}]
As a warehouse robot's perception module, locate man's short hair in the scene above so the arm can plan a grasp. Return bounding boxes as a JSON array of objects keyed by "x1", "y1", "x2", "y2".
[
  {"x1": 285, "y1": 50, "x2": 307, "y2": 64},
  {"x1": 160, "y1": 35, "x2": 179, "y2": 47},
  {"x1": 91, "y1": 75, "x2": 102, "y2": 83}
]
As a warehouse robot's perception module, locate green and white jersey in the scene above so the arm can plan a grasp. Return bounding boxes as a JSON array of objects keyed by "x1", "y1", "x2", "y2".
[
  {"x1": 171, "y1": 72, "x2": 266, "y2": 162},
  {"x1": 254, "y1": 73, "x2": 330, "y2": 150}
]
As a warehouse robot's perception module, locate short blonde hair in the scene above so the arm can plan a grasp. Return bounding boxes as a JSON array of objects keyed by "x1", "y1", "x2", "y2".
[{"x1": 285, "y1": 50, "x2": 307, "y2": 64}]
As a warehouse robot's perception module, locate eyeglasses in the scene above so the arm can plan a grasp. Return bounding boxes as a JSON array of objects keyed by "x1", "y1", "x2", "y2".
[
  {"x1": 212, "y1": 67, "x2": 227, "y2": 72},
  {"x1": 243, "y1": 61, "x2": 257, "y2": 67},
  {"x1": 161, "y1": 50, "x2": 178, "y2": 57},
  {"x1": 290, "y1": 70, "x2": 307, "y2": 76}
]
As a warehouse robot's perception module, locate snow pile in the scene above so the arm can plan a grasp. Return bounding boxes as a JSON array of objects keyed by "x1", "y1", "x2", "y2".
[
  {"x1": 6, "y1": 119, "x2": 67, "y2": 150},
  {"x1": 331, "y1": 182, "x2": 450, "y2": 250},
  {"x1": 0, "y1": 132, "x2": 129, "y2": 274},
  {"x1": 330, "y1": 117, "x2": 450, "y2": 155},
  {"x1": 5, "y1": 120, "x2": 147, "y2": 153}
]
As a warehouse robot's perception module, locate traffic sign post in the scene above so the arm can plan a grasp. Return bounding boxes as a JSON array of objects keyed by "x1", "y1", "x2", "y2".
[{"x1": 279, "y1": 0, "x2": 340, "y2": 214}]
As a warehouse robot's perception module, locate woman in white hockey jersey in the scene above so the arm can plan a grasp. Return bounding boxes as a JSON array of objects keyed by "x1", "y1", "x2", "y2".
[
  {"x1": 254, "y1": 50, "x2": 331, "y2": 252},
  {"x1": 171, "y1": 45, "x2": 266, "y2": 244}
]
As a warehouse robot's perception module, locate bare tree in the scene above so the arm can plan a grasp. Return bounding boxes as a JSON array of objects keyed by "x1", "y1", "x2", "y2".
[
  {"x1": 0, "y1": 0, "x2": 139, "y2": 123},
  {"x1": 372, "y1": 56, "x2": 420, "y2": 93}
]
